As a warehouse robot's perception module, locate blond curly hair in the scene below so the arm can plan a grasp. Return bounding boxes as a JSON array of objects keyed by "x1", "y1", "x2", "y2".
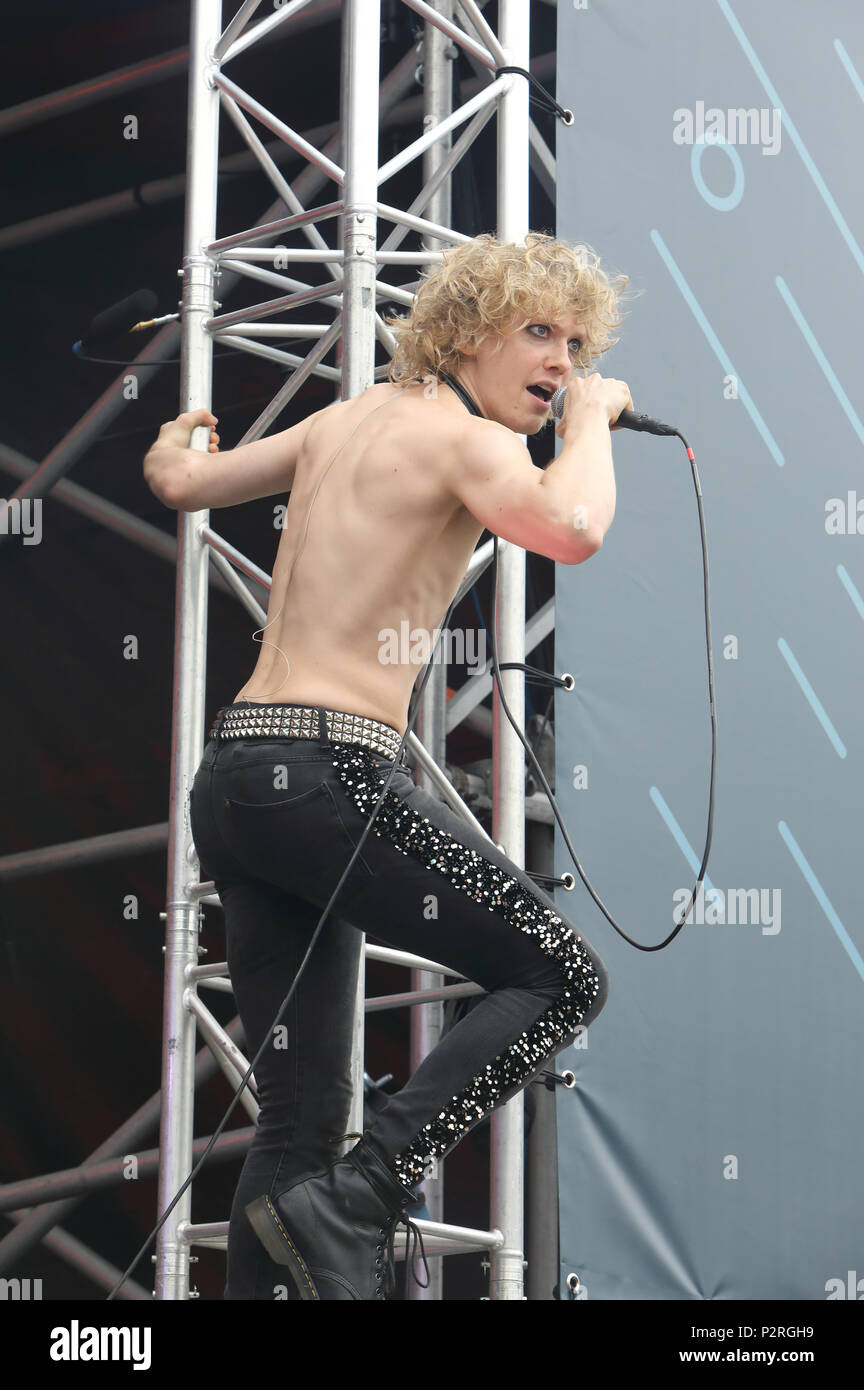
[{"x1": 385, "y1": 232, "x2": 629, "y2": 386}]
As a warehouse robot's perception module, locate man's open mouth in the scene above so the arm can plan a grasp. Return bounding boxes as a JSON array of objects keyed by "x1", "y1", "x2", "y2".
[{"x1": 527, "y1": 384, "x2": 553, "y2": 402}]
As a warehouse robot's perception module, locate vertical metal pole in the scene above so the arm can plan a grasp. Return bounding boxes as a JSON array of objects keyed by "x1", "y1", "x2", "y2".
[
  {"x1": 155, "y1": 0, "x2": 221, "y2": 1300},
  {"x1": 342, "y1": 0, "x2": 382, "y2": 1142},
  {"x1": 525, "y1": 816, "x2": 561, "y2": 1298},
  {"x1": 341, "y1": 0, "x2": 381, "y2": 399},
  {"x1": 525, "y1": 1074, "x2": 560, "y2": 1300},
  {"x1": 489, "y1": 0, "x2": 531, "y2": 1302},
  {"x1": 410, "y1": 0, "x2": 454, "y2": 1302}
]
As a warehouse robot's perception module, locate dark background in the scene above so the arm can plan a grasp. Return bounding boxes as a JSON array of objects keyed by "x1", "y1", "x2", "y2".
[{"x1": 0, "y1": 0, "x2": 561, "y2": 1301}]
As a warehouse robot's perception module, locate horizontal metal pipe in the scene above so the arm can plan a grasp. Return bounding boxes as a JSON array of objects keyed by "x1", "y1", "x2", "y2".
[
  {"x1": 365, "y1": 981, "x2": 484, "y2": 1013},
  {"x1": 0, "y1": 1128, "x2": 254, "y2": 1214},
  {"x1": 0, "y1": 823, "x2": 169, "y2": 881},
  {"x1": 178, "y1": 1216, "x2": 506, "y2": 1257},
  {"x1": 190, "y1": 945, "x2": 465, "y2": 981},
  {"x1": 219, "y1": 247, "x2": 345, "y2": 261},
  {"x1": 0, "y1": 49, "x2": 189, "y2": 138},
  {"x1": 0, "y1": 0, "x2": 343, "y2": 138},
  {"x1": 376, "y1": 250, "x2": 444, "y2": 263},
  {"x1": 187, "y1": 962, "x2": 231, "y2": 981},
  {"x1": 177, "y1": 1221, "x2": 228, "y2": 1248},
  {"x1": 5, "y1": 1210, "x2": 151, "y2": 1301},
  {"x1": 365, "y1": 944, "x2": 463, "y2": 978},
  {"x1": 0, "y1": 442, "x2": 257, "y2": 603},
  {"x1": 213, "y1": 247, "x2": 444, "y2": 265},
  {"x1": 0, "y1": 54, "x2": 553, "y2": 253},
  {"x1": 0, "y1": 1020, "x2": 243, "y2": 1270},
  {"x1": 218, "y1": 250, "x2": 341, "y2": 262},
  {"x1": 213, "y1": 334, "x2": 343, "y2": 377},
  {"x1": 211, "y1": 321, "x2": 334, "y2": 334},
  {"x1": 0, "y1": 124, "x2": 334, "y2": 253},
  {"x1": 372, "y1": 280, "x2": 416, "y2": 308},
  {"x1": 0, "y1": 750, "x2": 550, "y2": 885},
  {"x1": 394, "y1": 1217, "x2": 505, "y2": 1254}
]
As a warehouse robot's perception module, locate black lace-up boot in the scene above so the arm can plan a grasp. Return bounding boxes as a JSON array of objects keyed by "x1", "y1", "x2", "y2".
[{"x1": 245, "y1": 1135, "x2": 428, "y2": 1301}]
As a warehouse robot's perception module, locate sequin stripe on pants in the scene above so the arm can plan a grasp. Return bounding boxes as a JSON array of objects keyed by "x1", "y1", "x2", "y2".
[{"x1": 328, "y1": 743, "x2": 608, "y2": 1189}]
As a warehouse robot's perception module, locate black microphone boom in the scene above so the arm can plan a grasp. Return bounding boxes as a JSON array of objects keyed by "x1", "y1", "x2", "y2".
[
  {"x1": 549, "y1": 386, "x2": 677, "y2": 437},
  {"x1": 78, "y1": 289, "x2": 159, "y2": 349}
]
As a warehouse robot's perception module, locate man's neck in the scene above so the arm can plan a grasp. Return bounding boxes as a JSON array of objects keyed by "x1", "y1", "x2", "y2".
[{"x1": 439, "y1": 372, "x2": 485, "y2": 419}]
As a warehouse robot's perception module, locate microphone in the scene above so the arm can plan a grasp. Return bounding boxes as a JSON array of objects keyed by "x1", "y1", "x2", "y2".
[
  {"x1": 74, "y1": 289, "x2": 159, "y2": 353},
  {"x1": 550, "y1": 386, "x2": 678, "y2": 436}
]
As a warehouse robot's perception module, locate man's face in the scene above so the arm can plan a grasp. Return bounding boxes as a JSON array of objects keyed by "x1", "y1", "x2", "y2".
[{"x1": 456, "y1": 310, "x2": 588, "y2": 434}]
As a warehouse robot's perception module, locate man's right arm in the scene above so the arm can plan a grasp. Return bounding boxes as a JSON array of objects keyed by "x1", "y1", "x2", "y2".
[
  {"x1": 441, "y1": 412, "x2": 611, "y2": 566},
  {"x1": 539, "y1": 371, "x2": 632, "y2": 551},
  {"x1": 441, "y1": 372, "x2": 632, "y2": 564}
]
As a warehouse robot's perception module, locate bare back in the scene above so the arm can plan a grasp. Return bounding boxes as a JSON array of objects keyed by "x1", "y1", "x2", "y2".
[{"x1": 232, "y1": 382, "x2": 485, "y2": 734}]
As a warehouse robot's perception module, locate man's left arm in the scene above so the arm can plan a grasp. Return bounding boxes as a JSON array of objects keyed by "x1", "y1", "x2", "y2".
[{"x1": 144, "y1": 407, "x2": 317, "y2": 511}]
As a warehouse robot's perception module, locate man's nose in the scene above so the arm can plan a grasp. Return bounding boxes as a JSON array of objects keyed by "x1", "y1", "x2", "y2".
[{"x1": 544, "y1": 336, "x2": 571, "y2": 374}]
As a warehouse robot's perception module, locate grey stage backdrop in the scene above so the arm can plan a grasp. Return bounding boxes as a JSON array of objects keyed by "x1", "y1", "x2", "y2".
[{"x1": 551, "y1": 0, "x2": 863, "y2": 1300}]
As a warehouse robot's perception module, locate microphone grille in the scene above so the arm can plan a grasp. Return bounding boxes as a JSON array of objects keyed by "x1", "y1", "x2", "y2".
[{"x1": 550, "y1": 386, "x2": 567, "y2": 419}]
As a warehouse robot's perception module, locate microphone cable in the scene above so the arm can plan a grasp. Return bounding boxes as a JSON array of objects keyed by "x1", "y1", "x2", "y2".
[{"x1": 486, "y1": 425, "x2": 716, "y2": 952}]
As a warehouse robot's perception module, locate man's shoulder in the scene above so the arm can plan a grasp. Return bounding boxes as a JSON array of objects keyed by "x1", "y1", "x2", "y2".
[{"x1": 306, "y1": 381, "x2": 519, "y2": 469}]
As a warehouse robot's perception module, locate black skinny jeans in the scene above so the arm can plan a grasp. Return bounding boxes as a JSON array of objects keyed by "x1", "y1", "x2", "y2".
[{"x1": 190, "y1": 704, "x2": 610, "y2": 1300}]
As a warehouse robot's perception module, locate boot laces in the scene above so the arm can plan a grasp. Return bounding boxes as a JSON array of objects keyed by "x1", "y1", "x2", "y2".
[{"x1": 380, "y1": 1208, "x2": 430, "y2": 1297}]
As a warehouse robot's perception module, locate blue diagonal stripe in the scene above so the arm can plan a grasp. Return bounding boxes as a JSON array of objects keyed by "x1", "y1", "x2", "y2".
[
  {"x1": 777, "y1": 638, "x2": 846, "y2": 757},
  {"x1": 650, "y1": 229, "x2": 784, "y2": 466},
  {"x1": 837, "y1": 564, "x2": 864, "y2": 620},
  {"x1": 649, "y1": 785, "x2": 716, "y2": 897},
  {"x1": 716, "y1": 0, "x2": 864, "y2": 277},
  {"x1": 779, "y1": 821, "x2": 864, "y2": 982},
  {"x1": 775, "y1": 277, "x2": 864, "y2": 447},
  {"x1": 834, "y1": 38, "x2": 864, "y2": 104}
]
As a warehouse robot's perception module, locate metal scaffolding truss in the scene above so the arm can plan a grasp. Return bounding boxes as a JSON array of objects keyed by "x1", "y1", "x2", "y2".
[
  {"x1": 161, "y1": 0, "x2": 544, "y2": 1302},
  {"x1": 0, "y1": 0, "x2": 567, "y2": 1302}
]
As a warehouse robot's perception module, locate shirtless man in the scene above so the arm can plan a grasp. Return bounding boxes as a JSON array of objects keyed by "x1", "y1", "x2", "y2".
[{"x1": 144, "y1": 233, "x2": 630, "y2": 1301}]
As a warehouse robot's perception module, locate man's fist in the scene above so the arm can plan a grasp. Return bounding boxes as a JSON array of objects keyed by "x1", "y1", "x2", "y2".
[
  {"x1": 151, "y1": 408, "x2": 220, "y2": 454},
  {"x1": 144, "y1": 408, "x2": 220, "y2": 507},
  {"x1": 554, "y1": 374, "x2": 633, "y2": 439}
]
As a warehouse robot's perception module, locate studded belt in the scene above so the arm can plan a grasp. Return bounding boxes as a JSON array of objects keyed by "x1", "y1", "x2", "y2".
[{"x1": 208, "y1": 702, "x2": 407, "y2": 764}]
